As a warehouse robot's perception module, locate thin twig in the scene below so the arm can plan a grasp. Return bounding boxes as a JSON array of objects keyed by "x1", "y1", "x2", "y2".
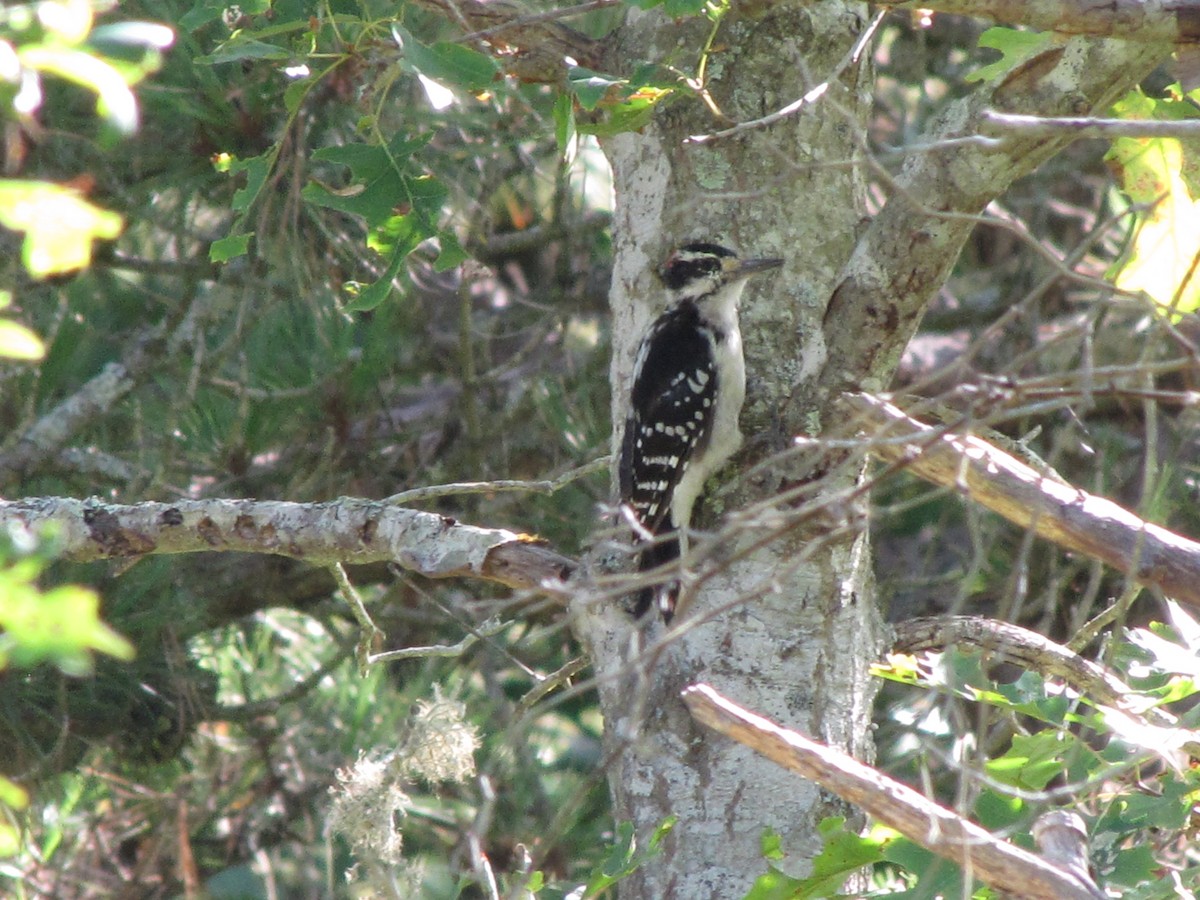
[
  {"x1": 516, "y1": 656, "x2": 590, "y2": 713},
  {"x1": 459, "y1": 0, "x2": 620, "y2": 42},
  {"x1": 383, "y1": 456, "x2": 609, "y2": 505},
  {"x1": 368, "y1": 618, "x2": 507, "y2": 665},
  {"x1": 331, "y1": 561, "x2": 383, "y2": 675},
  {"x1": 685, "y1": 9, "x2": 886, "y2": 144}
]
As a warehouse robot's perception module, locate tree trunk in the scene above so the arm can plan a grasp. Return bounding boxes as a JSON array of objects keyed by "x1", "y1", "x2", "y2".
[{"x1": 581, "y1": 2, "x2": 886, "y2": 894}]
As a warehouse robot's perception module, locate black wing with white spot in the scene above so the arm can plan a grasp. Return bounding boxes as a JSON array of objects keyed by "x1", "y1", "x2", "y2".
[{"x1": 619, "y1": 300, "x2": 718, "y2": 535}]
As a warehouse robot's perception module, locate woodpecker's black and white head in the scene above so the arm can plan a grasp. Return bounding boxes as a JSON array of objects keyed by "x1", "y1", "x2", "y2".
[{"x1": 659, "y1": 242, "x2": 784, "y2": 311}]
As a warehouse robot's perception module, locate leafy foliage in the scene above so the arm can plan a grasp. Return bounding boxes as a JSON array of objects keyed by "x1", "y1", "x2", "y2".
[
  {"x1": 2, "y1": 0, "x2": 1200, "y2": 897},
  {"x1": 874, "y1": 611, "x2": 1200, "y2": 897}
]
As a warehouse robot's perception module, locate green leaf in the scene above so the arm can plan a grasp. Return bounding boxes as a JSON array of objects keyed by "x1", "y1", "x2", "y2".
[
  {"x1": 395, "y1": 27, "x2": 498, "y2": 92},
  {"x1": 664, "y1": 0, "x2": 708, "y2": 16},
  {"x1": 433, "y1": 232, "x2": 468, "y2": 272},
  {"x1": 760, "y1": 826, "x2": 785, "y2": 862},
  {"x1": 304, "y1": 135, "x2": 433, "y2": 228},
  {"x1": 741, "y1": 868, "x2": 804, "y2": 900},
  {"x1": 230, "y1": 152, "x2": 273, "y2": 214},
  {"x1": 985, "y1": 732, "x2": 1067, "y2": 791},
  {"x1": 577, "y1": 92, "x2": 664, "y2": 137},
  {"x1": 974, "y1": 789, "x2": 1024, "y2": 831},
  {"x1": 1107, "y1": 843, "x2": 1158, "y2": 887},
  {"x1": 580, "y1": 818, "x2": 673, "y2": 897},
  {"x1": 178, "y1": 2, "x2": 228, "y2": 31},
  {"x1": 965, "y1": 27, "x2": 1053, "y2": 84},
  {"x1": 196, "y1": 37, "x2": 290, "y2": 65},
  {"x1": 554, "y1": 91, "x2": 576, "y2": 156},
  {"x1": 568, "y1": 66, "x2": 625, "y2": 111},
  {"x1": 0, "y1": 777, "x2": 28, "y2": 811},
  {"x1": 344, "y1": 217, "x2": 425, "y2": 312},
  {"x1": 0, "y1": 180, "x2": 123, "y2": 278},
  {"x1": 210, "y1": 232, "x2": 253, "y2": 263},
  {"x1": 746, "y1": 819, "x2": 891, "y2": 899}
]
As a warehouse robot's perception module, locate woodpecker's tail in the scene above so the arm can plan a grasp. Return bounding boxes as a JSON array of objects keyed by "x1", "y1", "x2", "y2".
[{"x1": 632, "y1": 533, "x2": 681, "y2": 622}]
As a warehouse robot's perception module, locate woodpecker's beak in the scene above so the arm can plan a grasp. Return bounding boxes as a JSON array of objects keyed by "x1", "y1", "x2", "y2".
[{"x1": 724, "y1": 256, "x2": 784, "y2": 279}]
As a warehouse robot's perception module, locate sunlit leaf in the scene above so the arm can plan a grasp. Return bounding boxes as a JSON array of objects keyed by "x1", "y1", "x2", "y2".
[
  {"x1": 88, "y1": 22, "x2": 176, "y2": 52},
  {"x1": 0, "y1": 319, "x2": 45, "y2": 360},
  {"x1": 0, "y1": 579, "x2": 135, "y2": 676},
  {"x1": 0, "y1": 180, "x2": 123, "y2": 277},
  {"x1": 344, "y1": 216, "x2": 425, "y2": 312},
  {"x1": 18, "y1": 46, "x2": 139, "y2": 133},
  {"x1": 35, "y1": 0, "x2": 94, "y2": 45},
  {"x1": 1106, "y1": 90, "x2": 1200, "y2": 314},
  {"x1": 966, "y1": 27, "x2": 1053, "y2": 84},
  {"x1": 985, "y1": 732, "x2": 1069, "y2": 791}
]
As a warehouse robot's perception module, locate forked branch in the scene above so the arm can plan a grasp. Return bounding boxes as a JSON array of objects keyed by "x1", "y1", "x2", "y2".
[{"x1": 844, "y1": 393, "x2": 1200, "y2": 609}]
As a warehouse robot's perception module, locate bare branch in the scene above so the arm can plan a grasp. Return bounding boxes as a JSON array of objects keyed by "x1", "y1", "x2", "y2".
[
  {"x1": 983, "y1": 109, "x2": 1200, "y2": 138},
  {"x1": 682, "y1": 683, "x2": 1106, "y2": 900},
  {"x1": 844, "y1": 393, "x2": 1200, "y2": 609},
  {"x1": 2, "y1": 497, "x2": 575, "y2": 595}
]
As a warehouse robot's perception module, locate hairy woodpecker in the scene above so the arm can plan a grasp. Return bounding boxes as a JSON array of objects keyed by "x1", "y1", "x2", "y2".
[{"x1": 619, "y1": 242, "x2": 783, "y2": 622}]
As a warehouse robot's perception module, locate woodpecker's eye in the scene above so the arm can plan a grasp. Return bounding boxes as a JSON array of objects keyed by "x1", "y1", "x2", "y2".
[{"x1": 660, "y1": 249, "x2": 724, "y2": 290}]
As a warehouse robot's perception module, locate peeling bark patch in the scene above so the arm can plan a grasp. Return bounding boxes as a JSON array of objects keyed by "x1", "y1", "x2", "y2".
[
  {"x1": 995, "y1": 46, "x2": 1066, "y2": 109},
  {"x1": 83, "y1": 505, "x2": 155, "y2": 556},
  {"x1": 359, "y1": 516, "x2": 377, "y2": 545},
  {"x1": 159, "y1": 507, "x2": 183, "y2": 526},
  {"x1": 441, "y1": 515, "x2": 457, "y2": 527},
  {"x1": 867, "y1": 302, "x2": 900, "y2": 333},
  {"x1": 233, "y1": 515, "x2": 257, "y2": 540},
  {"x1": 197, "y1": 516, "x2": 222, "y2": 546}
]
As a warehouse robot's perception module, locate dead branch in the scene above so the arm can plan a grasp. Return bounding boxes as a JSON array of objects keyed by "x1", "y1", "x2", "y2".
[
  {"x1": 1, "y1": 497, "x2": 574, "y2": 596},
  {"x1": 845, "y1": 393, "x2": 1200, "y2": 610},
  {"x1": 682, "y1": 683, "x2": 1106, "y2": 900}
]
